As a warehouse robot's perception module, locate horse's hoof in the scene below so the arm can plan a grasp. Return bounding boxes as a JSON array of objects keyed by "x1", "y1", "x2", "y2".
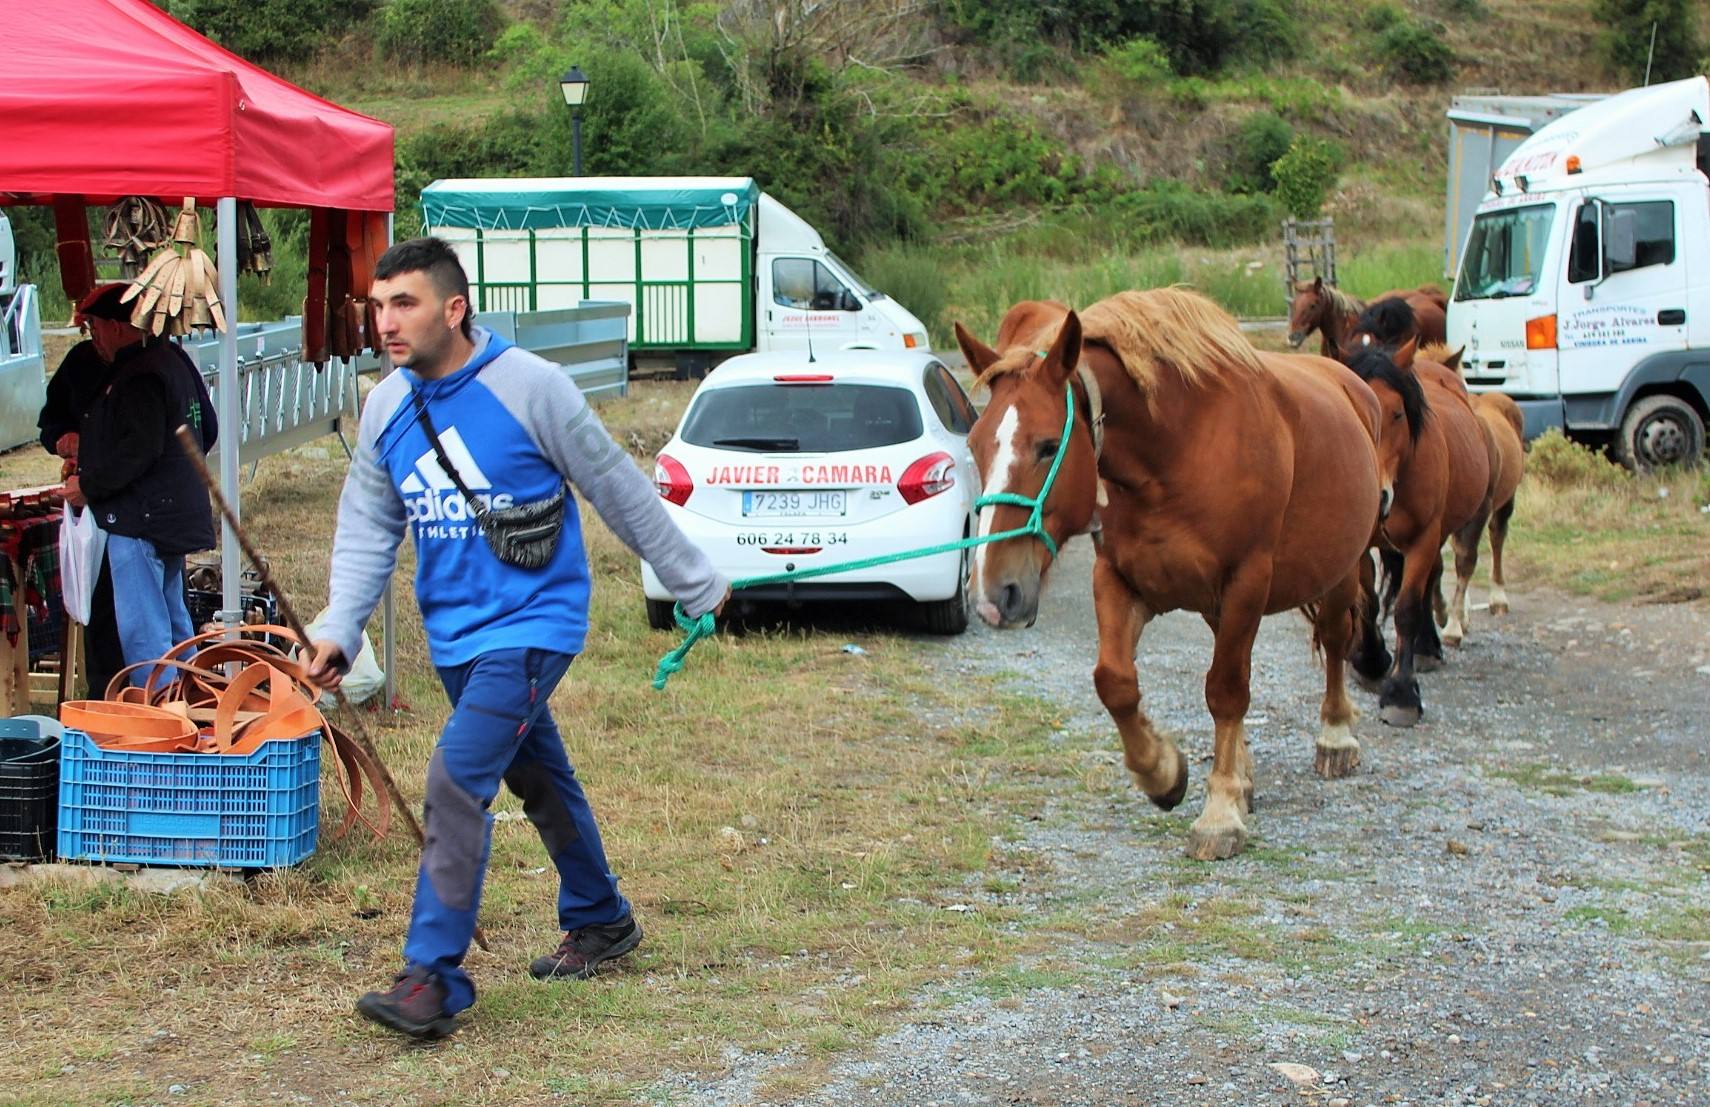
[
  {"x1": 1185, "y1": 822, "x2": 1248, "y2": 861},
  {"x1": 1415, "y1": 653, "x2": 1444, "y2": 673},
  {"x1": 1149, "y1": 746, "x2": 1190, "y2": 812},
  {"x1": 1440, "y1": 632, "x2": 1463, "y2": 649},
  {"x1": 1488, "y1": 601, "x2": 1510, "y2": 615},
  {"x1": 1380, "y1": 703, "x2": 1422, "y2": 728},
  {"x1": 1314, "y1": 743, "x2": 1361, "y2": 779},
  {"x1": 1352, "y1": 669, "x2": 1385, "y2": 694}
]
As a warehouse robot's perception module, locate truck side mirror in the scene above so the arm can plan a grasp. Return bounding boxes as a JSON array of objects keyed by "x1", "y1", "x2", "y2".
[{"x1": 1605, "y1": 209, "x2": 1638, "y2": 271}]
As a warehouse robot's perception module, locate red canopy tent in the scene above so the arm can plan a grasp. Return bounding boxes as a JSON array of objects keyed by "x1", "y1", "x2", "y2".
[
  {"x1": 0, "y1": 0, "x2": 392, "y2": 211},
  {"x1": 0, "y1": 0, "x2": 395, "y2": 659}
]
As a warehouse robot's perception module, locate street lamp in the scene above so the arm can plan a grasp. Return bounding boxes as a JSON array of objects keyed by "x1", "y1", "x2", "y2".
[{"x1": 559, "y1": 66, "x2": 590, "y2": 176}]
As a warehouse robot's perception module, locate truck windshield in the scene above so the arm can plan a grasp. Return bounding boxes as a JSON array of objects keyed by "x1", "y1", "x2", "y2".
[
  {"x1": 1454, "y1": 203, "x2": 1556, "y2": 302},
  {"x1": 826, "y1": 251, "x2": 882, "y2": 300}
]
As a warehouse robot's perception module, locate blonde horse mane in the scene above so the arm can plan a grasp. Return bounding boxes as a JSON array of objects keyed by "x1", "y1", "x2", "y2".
[
  {"x1": 1080, "y1": 287, "x2": 1264, "y2": 394},
  {"x1": 1419, "y1": 341, "x2": 1465, "y2": 373},
  {"x1": 1320, "y1": 283, "x2": 1364, "y2": 321}
]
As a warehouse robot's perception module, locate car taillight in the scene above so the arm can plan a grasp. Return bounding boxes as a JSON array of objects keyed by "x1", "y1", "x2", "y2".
[
  {"x1": 655, "y1": 453, "x2": 693, "y2": 506},
  {"x1": 898, "y1": 451, "x2": 956, "y2": 505}
]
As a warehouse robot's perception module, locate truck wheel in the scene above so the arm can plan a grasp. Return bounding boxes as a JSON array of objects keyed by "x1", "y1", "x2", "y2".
[
  {"x1": 1613, "y1": 394, "x2": 1705, "y2": 471},
  {"x1": 646, "y1": 599, "x2": 676, "y2": 631}
]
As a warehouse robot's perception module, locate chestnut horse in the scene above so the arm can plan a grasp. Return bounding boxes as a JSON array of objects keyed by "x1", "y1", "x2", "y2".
[
  {"x1": 955, "y1": 289, "x2": 1383, "y2": 860},
  {"x1": 1341, "y1": 339, "x2": 1495, "y2": 726},
  {"x1": 1287, "y1": 277, "x2": 1448, "y2": 357},
  {"x1": 1421, "y1": 344, "x2": 1527, "y2": 638}
]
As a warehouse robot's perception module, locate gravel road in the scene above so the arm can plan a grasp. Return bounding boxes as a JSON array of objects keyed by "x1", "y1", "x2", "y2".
[{"x1": 672, "y1": 538, "x2": 1710, "y2": 1107}]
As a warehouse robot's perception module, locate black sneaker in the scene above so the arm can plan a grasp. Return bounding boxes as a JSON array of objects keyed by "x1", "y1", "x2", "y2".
[
  {"x1": 529, "y1": 915, "x2": 643, "y2": 980},
  {"x1": 355, "y1": 967, "x2": 458, "y2": 1039}
]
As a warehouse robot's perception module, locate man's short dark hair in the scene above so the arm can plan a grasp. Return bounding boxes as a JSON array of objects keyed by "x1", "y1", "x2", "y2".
[{"x1": 375, "y1": 237, "x2": 474, "y2": 338}]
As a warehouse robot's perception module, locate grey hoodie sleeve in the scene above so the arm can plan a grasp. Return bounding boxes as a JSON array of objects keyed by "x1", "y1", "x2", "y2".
[
  {"x1": 320, "y1": 389, "x2": 408, "y2": 666},
  {"x1": 485, "y1": 353, "x2": 728, "y2": 618}
]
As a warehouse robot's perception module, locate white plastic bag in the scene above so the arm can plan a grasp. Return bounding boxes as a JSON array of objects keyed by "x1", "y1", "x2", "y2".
[
  {"x1": 58, "y1": 503, "x2": 107, "y2": 625},
  {"x1": 301, "y1": 606, "x2": 386, "y2": 707}
]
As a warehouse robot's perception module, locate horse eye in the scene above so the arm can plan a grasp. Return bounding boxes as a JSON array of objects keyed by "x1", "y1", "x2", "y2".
[{"x1": 1036, "y1": 439, "x2": 1060, "y2": 461}]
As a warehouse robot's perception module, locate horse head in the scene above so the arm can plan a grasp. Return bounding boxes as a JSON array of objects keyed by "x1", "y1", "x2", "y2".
[
  {"x1": 1286, "y1": 276, "x2": 1326, "y2": 349},
  {"x1": 1345, "y1": 337, "x2": 1427, "y2": 521},
  {"x1": 954, "y1": 311, "x2": 1100, "y2": 629}
]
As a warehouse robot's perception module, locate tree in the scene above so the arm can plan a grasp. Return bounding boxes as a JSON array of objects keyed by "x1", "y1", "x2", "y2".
[{"x1": 1592, "y1": 0, "x2": 1700, "y2": 84}]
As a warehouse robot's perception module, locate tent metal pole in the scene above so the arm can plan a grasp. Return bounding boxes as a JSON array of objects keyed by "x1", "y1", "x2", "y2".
[
  {"x1": 382, "y1": 212, "x2": 396, "y2": 709},
  {"x1": 216, "y1": 197, "x2": 241, "y2": 627}
]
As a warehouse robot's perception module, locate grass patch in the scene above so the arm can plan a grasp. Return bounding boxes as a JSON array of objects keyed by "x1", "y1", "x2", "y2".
[
  {"x1": 1490, "y1": 763, "x2": 1644, "y2": 796},
  {"x1": 1504, "y1": 442, "x2": 1710, "y2": 604}
]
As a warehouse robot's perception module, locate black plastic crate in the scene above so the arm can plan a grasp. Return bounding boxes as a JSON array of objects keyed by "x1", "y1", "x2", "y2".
[{"x1": 0, "y1": 723, "x2": 60, "y2": 862}]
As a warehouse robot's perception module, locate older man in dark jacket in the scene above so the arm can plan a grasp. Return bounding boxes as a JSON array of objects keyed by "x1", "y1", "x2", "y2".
[{"x1": 66, "y1": 283, "x2": 217, "y2": 685}]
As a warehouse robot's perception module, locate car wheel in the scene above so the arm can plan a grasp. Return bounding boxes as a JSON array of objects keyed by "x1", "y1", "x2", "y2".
[
  {"x1": 646, "y1": 599, "x2": 677, "y2": 631},
  {"x1": 922, "y1": 545, "x2": 970, "y2": 635},
  {"x1": 1613, "y1": 394, "x2": 1705, "y2": 471}
]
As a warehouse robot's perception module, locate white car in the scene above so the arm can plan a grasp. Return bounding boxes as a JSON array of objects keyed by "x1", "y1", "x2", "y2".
[{"x1": 641, "y1": 350, "x2": 981, "y2": 633}]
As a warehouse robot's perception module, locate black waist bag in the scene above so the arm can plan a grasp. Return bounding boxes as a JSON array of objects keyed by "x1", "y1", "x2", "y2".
[{"x1": 411, "y1": 389, "x2": 566, "y2": 570}]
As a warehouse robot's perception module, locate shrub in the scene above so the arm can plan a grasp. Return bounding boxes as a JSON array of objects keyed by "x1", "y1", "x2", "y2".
[
  {"x1": 857, "y1": 245, "x2": 948, "y2": 342},
  {"x1": 181, "y1": 0, "x2": 372, "y2": 63},
  {"x1": 1271, "y1": 136, "x2": 1340, "y2": 218},
  {"x1": 1110, "y1": 182, "x2": 1281, "y2": 247},
  {"x1": 377, "y1": 0, "x2": 504, "y2": 66},
  {"x1": 1528, "y1": 429, "x2": 1632, "y2": 488},
  {"x1": 1224, "y1": 111, "x2": 1295, "y2": 194},
  {"x1": 1593, "y1": 0, "x2": 1700, "y2": 83},
  {"x1": 1376, "y1": 18, "x2": 1457, "y2": 84},
  {"x1": 1363, "y1": 2, "x2": 1406, "y2": 31},
  {"x1": 1105, "y1": 37, "x2": 1174, "y2": 83}
]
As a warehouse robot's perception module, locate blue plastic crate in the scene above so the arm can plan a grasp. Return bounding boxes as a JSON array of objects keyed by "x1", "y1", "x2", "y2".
[{"x1": 56, "y1": 729, "x2": 319, "y2": 868}]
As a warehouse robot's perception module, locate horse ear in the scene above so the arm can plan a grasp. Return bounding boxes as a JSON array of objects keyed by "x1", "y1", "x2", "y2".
[
  {"x1": 1043, "y1": 310, "x2": 1083, "y2": 387},
  {"x1": 1391, "y1": 336, "x2": 1418, "y2": 370},
  {"x1": 954, "y1": 321, "x2": 1000, "y2": 376},
  {"x1": 1313, "y1": 275, "x2": 1324, "y2": 293},
  {"x1": 1442, "y1": 344, "x2": 1466, "y2": 371}
]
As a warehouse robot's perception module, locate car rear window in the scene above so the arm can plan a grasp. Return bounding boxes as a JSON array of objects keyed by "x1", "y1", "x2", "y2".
[{"x1": 680, "y1": 383, "x2": 924, "y2": 453}]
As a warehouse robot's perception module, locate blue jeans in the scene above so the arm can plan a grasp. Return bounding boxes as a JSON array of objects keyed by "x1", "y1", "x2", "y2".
[
  {"x1": 105, "y1": 534, "x2": 193, "y2": 687},
  {"x1": 403, "y1": 647, "x2": 630, "y2": 1014}
]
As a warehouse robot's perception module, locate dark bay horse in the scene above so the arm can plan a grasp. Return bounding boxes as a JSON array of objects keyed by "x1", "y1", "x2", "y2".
[
  {"x1": 1288, "y1": 277, "x2": 1448, "y2": 357},
  {"x1": 955, "y1": 289, "x2": 1383, "y2": 860},
  {"x1": 1341, "y1": 296, "x2": 1450, "y2": 361},
  {"x1": 1342, "y1": 339, "x2": 1494, "y2": 726}
]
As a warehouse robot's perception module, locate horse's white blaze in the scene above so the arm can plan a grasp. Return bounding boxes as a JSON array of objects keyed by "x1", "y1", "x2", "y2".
[{"x1": 973, "y1": 405, "x2": 1022, "y2": 596}]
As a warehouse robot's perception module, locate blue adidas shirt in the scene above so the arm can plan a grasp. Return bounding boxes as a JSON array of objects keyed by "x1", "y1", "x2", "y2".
[{"x1": 323, "y1": 328, "x2": 727, "y2": 669}]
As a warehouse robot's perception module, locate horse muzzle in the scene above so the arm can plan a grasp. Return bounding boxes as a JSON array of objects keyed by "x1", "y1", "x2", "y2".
[
  {"x1": 1287, "y1": 331, "x2": 1306, "y2": 349},
  {"x1": 976, "y1": 577, "x2": 1040, "y2": 629}
]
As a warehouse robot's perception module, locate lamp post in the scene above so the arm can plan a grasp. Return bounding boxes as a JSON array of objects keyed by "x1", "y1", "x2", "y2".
[{"x1": 559, "y1": 66, "x2": 590, "y2": 176}]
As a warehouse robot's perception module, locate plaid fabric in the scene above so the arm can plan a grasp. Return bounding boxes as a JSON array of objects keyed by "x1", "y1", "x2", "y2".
[{"x1": 0, "y1": 515, "x2": 65, "y2": 661}]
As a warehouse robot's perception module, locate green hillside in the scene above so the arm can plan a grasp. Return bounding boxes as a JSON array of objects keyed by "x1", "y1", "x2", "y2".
[{"x1": 12, "y1": 0, "x2": 1689, "y2": 337}]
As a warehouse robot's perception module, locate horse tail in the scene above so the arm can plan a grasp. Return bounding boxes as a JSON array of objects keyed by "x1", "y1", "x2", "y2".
[{"x1": 1378, "y1": 547, "x2": 1406, "y2": 623}]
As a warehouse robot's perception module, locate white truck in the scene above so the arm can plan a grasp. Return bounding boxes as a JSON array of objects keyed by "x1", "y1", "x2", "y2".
[
  {"x1": 1447, "y1": 76, "x2": 1710, "y2": 468},
  {"x1": 420, "y1": 176, "x2": 932, "y2": 378},
  {"x1": 0, "y1": 212, "x2": 48, "y2": 451}
]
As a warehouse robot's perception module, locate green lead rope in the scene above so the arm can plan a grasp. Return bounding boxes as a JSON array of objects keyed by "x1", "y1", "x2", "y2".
[{"x1": 653, "y1": 384, "x2": 1077, "y2": 689}]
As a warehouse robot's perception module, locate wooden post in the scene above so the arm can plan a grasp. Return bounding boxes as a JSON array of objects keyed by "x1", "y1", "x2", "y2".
[{"x1": 1282, "y1": 217, "x2": 1338, "y2": 309}]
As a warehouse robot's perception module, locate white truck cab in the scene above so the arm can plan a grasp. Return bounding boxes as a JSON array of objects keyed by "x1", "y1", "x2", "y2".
[{"x1": 1447, "y1": 76, "x2": 1710, "y2": 468}]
